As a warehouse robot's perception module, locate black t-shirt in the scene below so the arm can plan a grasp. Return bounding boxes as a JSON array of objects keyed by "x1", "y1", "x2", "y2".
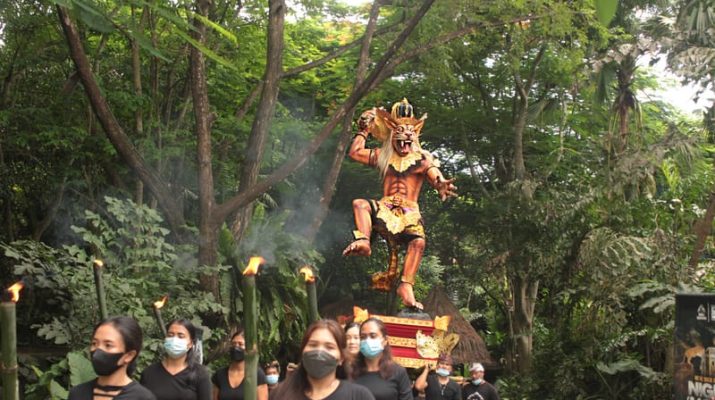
[
  {"x1": 140, "y1": 362, "x2": 212, "y2": 400},
  {"x1": 353, "y1": 366, "x2": 413, "y2": 400},
  {"x1": 211, "y1": 366, "x2": 267, "y2": 400},
  {"x1": 424, "y1": 374, "x2": 461, "y2": 400},
  {"x1": 68, "y1": 379, "x2": 156, "y2": 400},
  {"x1": 295, "y1": 381, "x2": 375, "y2": 400},
  {"x1": 462, "y1": 382, "x2": 499, "y2": 400}
]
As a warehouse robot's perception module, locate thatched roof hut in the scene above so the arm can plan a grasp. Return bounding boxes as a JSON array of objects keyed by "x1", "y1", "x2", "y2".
[{"x1": 422, "y1": 286, "x2": 495, "y2": 366}]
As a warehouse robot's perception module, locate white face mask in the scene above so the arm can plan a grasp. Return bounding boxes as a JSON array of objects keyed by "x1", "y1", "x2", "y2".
[
  {"x1": 164, "y1": 337, "x2": 190, "y2": 358},
  {"x1": 266, "y1": 374, "x2": 279, "y2": 385}
]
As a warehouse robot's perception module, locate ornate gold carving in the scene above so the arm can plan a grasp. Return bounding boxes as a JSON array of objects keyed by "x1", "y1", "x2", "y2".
[
  {"x1": 416, "y1": 330, "x2": 440, "y2": 358},
  {"x1": 434, "y1": 316, "x2": 451, "y2": 331},
  {"x1": 388, "y1": 336, "x2": 417, "y2": 348},
  {"x1": 371, "y1": 315, "x2": 434, "y2": 327},
  {"x1": 353, "y1": 306, "x2": 369, "y2": 323},
  {"x1": 393, "y1": 356, "x2": 435, "y2": 369}
]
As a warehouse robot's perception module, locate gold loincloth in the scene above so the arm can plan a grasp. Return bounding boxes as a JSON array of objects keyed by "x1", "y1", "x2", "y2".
[{"x1": 371, "y1": 195, "x2": 425, "y2": 239}]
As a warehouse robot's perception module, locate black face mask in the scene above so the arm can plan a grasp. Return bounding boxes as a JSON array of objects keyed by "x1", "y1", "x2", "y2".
[
  {"x1": 302, "y1": 350, "x2": 338, "y2": 379},
  {"x1": 91, "y1": 349, "x2": 125, "y2": 376},
  {"x1": 230, "y1": 347, "x2": 245, "y2": 362}
]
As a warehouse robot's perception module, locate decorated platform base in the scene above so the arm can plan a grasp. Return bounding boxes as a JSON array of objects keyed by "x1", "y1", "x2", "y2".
[{"x1": 354, "y1": 306, "x2": 458, "y2": 369}]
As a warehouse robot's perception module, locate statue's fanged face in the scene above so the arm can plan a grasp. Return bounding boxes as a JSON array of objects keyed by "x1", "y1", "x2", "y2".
[{"x1": 391, "y1": 124, "x2": 418, "y2": 156}]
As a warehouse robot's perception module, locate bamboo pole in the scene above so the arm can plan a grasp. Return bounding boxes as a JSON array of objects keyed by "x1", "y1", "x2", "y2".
[
  {"x1": 153, "y1": 296, "x2": 168, "y2": 337},
  {"x1": 93, "y1": 259, "x2": 108, "y2": 320},
  {"x1": 1, "y1": 282, "x2": 23, "y2": 400},
  {"x1": 299, "y1": 266, "x2": 320, "y2": 323},
  {"x1": 242, "y1": 257, "x2": 264, "y2": 400}
]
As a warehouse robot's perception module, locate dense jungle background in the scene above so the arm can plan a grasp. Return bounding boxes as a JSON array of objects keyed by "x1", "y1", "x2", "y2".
[{"x1": 2, "y1": 0, "x2": 715, "y2": 398}]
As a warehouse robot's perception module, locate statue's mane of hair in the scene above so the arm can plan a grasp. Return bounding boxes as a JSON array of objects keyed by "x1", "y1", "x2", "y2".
[{"x1": 376, "y1": 132, "x2": 431, "y2": 179}]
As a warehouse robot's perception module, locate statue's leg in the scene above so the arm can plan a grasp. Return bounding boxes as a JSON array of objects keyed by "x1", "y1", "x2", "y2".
[
  {"x1": 396, "y1": 237, "x2": 425, "y2": 309},
  {"x1": 342, "y1": 199, "x2": 372, "y2": 256}
]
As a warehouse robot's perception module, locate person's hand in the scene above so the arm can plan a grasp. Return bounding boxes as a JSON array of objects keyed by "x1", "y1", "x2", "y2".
[
  {"x1": 436, "y1": 177, "x2": 457, "y2": 201},
  {"x1": 286, "y1": 362, "x2": 298, "y2": 375},
  {"x1": 357, "y1": 109, "x2": 376, "y2": 133}
]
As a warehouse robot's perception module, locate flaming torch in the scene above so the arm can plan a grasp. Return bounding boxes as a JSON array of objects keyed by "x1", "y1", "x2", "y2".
[
  {"x1": 1, "y1": 282, "x2": 23, "y2": 400},
  {"x1": 93, "y1": 259, "x2": 108, "y2": 320},
  {"x1": 153, "y1": 295, "x2": 168, "y2": 337},
  {"x1": 242, "y1": 256, "x2": 264, "y2": 400},
  {"x1": 299, "y1": 266, "x2": 320, "y2": 323}
]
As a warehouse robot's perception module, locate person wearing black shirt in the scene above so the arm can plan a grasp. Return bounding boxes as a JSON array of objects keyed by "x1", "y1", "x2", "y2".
[
  {"x1": 68, "y1": 316, "x2": 156, "y2": 400},
  {"x1": 141, "y1": 319, "x2": 211, "y2": 400},
  {"x1": 414, "y1": 354, "x2": 461, "y2": 400},
  {"x1": 270, "y1": 319, "x2": 374, "y2": 400},
  {"x1": 462, "y1": 363, "x2": 499, "y2": 400},
  {"x1": 351, "y1": 318, "x2": 413, "y2": 400},
  {"x1": 212, "y1": 329, "x2": 268, "y2": 400}
]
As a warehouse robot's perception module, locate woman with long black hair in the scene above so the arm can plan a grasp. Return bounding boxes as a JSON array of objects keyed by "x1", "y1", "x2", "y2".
[
  {"x1": 351, "y1": 318, "x2": 413, "y2": 400},
  {"x1": 68, "y1": 316, "x2": 156, "y2": 400},
  {"x1": 140, "y1": 319, "x2": 211, "y2": 400},
  {"x1": 270, "y1": 319, "x2": 373, "y2": 400},
  {"x1": 212, "y1": 328, "x2": 269, "y2": 400}
]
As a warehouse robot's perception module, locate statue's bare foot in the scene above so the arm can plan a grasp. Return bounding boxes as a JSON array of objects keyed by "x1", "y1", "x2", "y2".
[
  {"x1": 342, "y1": 239, "x2": 371, "y2": 257},
  {"x1": 397, "y1": 282, "x2": 423, "y2": 310}
]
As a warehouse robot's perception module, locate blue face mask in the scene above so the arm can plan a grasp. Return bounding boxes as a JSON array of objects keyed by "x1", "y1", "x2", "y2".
[
  {"x1": 360, "y1": 338, "x2": 384, "y2": 358},
  {"x1": 266, "y1": 374, "x2": 279, "y2": 385},
  {"x1": 472, "y1": 378, "x2": 482, "y2": 386},
  {"x1": 164, "y1": 337, "x2": 189, "y2": 358},
  {"x1": 436, "y1": 368, "x2": 450, "y2": 377}
]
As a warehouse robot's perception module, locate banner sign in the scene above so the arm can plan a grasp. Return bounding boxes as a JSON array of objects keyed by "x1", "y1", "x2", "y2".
[{"x1": 675, "y1": 293, "x2": 715, "y2": 400}]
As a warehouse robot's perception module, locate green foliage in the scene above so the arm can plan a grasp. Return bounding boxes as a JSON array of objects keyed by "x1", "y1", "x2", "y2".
[
  {"x1": 595, "y1": 0, "x2": 620, "y2": 26},
  {"x1": 3, "y1": 196, "x2": 226, "y2": 396}
]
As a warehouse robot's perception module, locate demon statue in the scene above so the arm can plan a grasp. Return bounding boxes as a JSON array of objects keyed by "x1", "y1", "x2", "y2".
[{"x1": 342, "y1": 99, "x2": 457, "y2": 310}]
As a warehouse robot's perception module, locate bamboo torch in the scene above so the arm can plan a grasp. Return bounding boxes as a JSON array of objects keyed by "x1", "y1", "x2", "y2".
[
  {"x1": 299, "y1": 266, "x2": 320, "y2": 323},
  {"x1": 1, "y1": 282, "x2": 23, "y2": 400},
  {"x1": 242, "y1": 256, "x2": 264, "y2": 400},
  {"x1": 93, "y1": 259, "x2": 108, "y2": 320},
  {"x1": 153, "y1": 296, "x2": 168, "y2": 337}
]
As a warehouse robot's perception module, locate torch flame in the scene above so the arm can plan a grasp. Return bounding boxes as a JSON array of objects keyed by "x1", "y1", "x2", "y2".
[
  {"x1": 299, "y1": 266, "x2": 316, "y2": 283},
  {"x1": 7, "y1": 282, "x2": 24, "y2": 303},
  {"x1": 242, "y1": 256, "x2": 265, "y2": 276},
  {"x1": 154, "y1": 295, "x2": 168, "y2": 309},
  {"x1": 93, "y1": 259, "x2": 104, "y2": 268}
]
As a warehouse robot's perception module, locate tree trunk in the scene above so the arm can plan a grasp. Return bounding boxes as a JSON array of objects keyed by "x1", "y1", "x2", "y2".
[
  {"x1": 690, "y1": 107, "x2": 715, "y2": 269},
  {"x1": 512, "y1": 96, "x2": 528, "y2": 180},
  {"x1": 231, "y1": 0, "x2": 286, "y2": 242},
  {"x1": 0, "y1": 50, "x2": 18, "y2": 242},
  {"x1": 131, "y1": 5, "x2": 146, "y2": 206},
  {"x1": 511, "y1": 46, "x2": 545, "y2": 181},
  {"x1": 57, "y1": 6, "x2": 186, "y2": 234},
  {"x1": 0, "y1": 141, "x2": 14, "y2": 242},
  {"x1": 511, "y1": 274, "x2": 538, "y2": 374},
  {"x1": 689, "y1": 189, "x2": 715, "y2": 269},
  {"x1": 302, "y1": 0, "x2": 381, "y2": 242},
  {"x1": 190, "y1": 0, "x2": 220, "y2": 296},
  {"x1": 32, "y1": 178, "x2": 67, "y2": 241}
]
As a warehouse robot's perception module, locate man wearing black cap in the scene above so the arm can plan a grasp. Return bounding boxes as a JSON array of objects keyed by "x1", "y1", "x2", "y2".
[
  {"x1": 462, "y1": 363, "x2": 499, "y2": 400},
  {"x1": 414, "y1": 354, "x2": 461, "y2": 400}
]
